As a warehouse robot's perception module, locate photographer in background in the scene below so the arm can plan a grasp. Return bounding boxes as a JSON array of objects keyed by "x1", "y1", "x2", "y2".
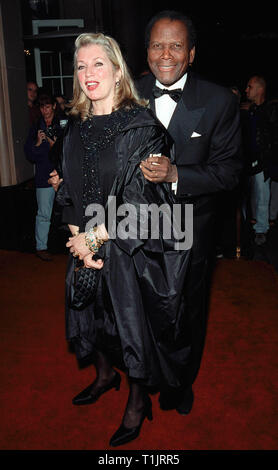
[{"x1": 24, "y1": 94, "x2": 63, "y2": 261}]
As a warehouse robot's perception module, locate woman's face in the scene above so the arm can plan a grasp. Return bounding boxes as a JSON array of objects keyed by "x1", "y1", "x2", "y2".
[{"x1": 76, "y1": 44, "x2": 121, "y2": 114}]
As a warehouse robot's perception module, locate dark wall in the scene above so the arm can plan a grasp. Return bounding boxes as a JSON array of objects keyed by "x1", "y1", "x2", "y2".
[
  {"x1": 108, "y1": 1, "x2": 153, "y2": 78},
  {"x1": 21, "y1": 0, "x2": 278, "y2": 96}
]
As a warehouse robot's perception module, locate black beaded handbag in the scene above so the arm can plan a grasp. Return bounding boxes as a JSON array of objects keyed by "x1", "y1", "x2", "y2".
[{"x1": 70, "y1": 258, "x2": 100, "y2": 310}]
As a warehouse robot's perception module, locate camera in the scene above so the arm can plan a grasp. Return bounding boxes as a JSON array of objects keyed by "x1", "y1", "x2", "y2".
[{"x1": 45, "y1": 124, "x2": 62, "y2": 141}]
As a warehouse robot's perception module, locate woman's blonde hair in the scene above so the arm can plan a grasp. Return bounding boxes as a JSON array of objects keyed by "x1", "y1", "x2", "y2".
[{"x1": 69, "y1": 32, "x2": 147, "y2": 120}]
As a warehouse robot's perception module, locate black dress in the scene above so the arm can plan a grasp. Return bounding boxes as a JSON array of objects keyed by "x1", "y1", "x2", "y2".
[{"x1": 59, "y1": 107, "x2": 191, "y2": 390}]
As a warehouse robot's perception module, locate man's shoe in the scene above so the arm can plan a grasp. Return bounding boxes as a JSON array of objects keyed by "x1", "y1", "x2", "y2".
[
  {"x1": 254, "y1": 233, "x2": 266, "y2": 246},
  {"x1": 159, "y1": 388, "x2": 180, "y2": 411},
  {"x1": 176, "y1": 387, "x2": 194, "y2": 415},
  {"x1": 36, "y1": 250, "x2": 53, "y2": 261}
]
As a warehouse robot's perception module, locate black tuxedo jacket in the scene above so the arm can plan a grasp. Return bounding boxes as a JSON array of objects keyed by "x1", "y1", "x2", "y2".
[{"x1": 136, "y1": 71, "x2": 242, "y2": 257}]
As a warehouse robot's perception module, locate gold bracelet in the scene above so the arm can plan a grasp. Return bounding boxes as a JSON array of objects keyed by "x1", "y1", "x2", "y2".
[
  {"x1": 85, "y1": 227, "x2": 104, "y2": 253},
  {"x1": 85, "y1": 237, "x2": 104, "y2": 253}
]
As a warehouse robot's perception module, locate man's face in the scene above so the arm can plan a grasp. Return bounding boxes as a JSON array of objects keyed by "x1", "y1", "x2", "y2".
[
  {"x1": 147, "y1": 18, "x2": 195, "y2": 86},
  {"x1": 27, "y1": 82, "x2": 38, "y2": 103},
  {"x1": 245, "y1": 78, "x2": 261, "y2": 103},
  {"x1": 40, "y1": 103, "x2": 56, "y2": 120}
]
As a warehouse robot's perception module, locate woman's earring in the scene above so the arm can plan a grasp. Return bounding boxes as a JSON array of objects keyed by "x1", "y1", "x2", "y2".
[{"x1": 116, "y1": 80, "x2": 120, "y2": 87}]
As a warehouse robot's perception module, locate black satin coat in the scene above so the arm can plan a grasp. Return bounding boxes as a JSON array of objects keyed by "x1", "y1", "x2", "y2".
[{"x1": 61, "y1": 108, "x2": 191, "y2": 388}]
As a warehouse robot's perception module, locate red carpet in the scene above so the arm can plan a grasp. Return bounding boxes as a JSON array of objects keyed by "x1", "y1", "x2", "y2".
[{"x1": 0, "y1": 250, "x2": 278, "y2": 450}]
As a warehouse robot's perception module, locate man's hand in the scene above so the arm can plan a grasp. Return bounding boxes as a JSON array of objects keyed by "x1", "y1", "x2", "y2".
[
  {"x1": 140, "y1": 155, "x2": 178, "y2": 183},
  {"x1": 46, "y1": 135, "x2": 57, "y2": 148},
  {"x1": 36, "y1": 129, "x2": 46, "y2": 146}
]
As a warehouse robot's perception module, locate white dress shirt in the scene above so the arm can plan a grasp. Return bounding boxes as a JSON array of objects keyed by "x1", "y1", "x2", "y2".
[
  {"x1": 154, "y1": 74, "x2": 187, "y2": 190},
  {"x1": 154, "y1": 74, "x2": 187, "y2": 129}
]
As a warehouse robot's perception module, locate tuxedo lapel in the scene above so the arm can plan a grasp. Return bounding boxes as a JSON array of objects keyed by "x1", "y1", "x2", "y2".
[
  {"x1": 168, "y1": 73, "x2": 205, "y2": 145},
  {"x1": 168, "y1": 99, "x2": 205, "y2": 145},
  {"x1": 137, "y1": 72, "x2": 205, "y2": 148}
]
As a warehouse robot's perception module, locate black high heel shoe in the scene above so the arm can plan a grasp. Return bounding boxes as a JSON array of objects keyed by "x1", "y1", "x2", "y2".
[
  {"x1": 109, "y1": 396, "x2": 153, "y2": 447},
  {"x1": 72, "y1": 371, "x2": 121, "y2": 406}
]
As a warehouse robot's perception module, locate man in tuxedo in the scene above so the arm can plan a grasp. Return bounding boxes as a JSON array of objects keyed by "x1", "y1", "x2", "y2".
[{"x1": 137, "y1": 10, "x2": 242, "y2": 414}]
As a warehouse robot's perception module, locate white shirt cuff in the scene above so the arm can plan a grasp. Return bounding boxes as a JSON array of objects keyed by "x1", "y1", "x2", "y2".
[{"x1": 171, "y1": 181, "x2": 178, "y2": 194}]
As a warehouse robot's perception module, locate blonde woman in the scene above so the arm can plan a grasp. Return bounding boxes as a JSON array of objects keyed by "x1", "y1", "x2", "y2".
[{"x1": 53, "y1": 32, "x2": 190, "y2": 447}]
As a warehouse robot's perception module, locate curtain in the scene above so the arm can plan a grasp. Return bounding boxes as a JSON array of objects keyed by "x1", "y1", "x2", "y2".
[{"x1": 0, "y1": 4, "x2": 17, "y2": 187}]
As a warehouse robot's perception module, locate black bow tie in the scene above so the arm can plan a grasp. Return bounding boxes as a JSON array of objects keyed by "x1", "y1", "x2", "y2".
[{"x1": 152, "y1": 86, "x2": 182, "y2": 102}]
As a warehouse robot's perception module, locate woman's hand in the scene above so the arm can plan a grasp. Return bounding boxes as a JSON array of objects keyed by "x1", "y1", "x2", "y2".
[
  {"x1": 83, "y1": 253, "x2": 104, "y2": 269},
  {"x1": 66, "y1": 225, "x2": 109, "y2": 259},
  {"x1": 66, "y1": 233, "x2": 90, "y2": 259},
  {"x1": 94, "y1": 223, "x2": 109, "y2": 242},
  {"x1": 48, "y1": 169, "x2": 63, "y2": 191}
]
